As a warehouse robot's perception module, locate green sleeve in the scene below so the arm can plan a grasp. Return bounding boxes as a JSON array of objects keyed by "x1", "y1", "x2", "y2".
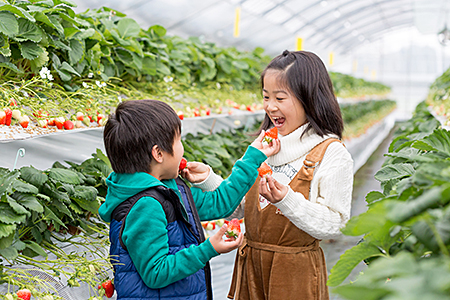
[
  {"x1": 192, "y1": 145, "x2": 267, "y2": 220},
  {"x1": 122, "y1": 196, "x2": 219, "y2": 289}
]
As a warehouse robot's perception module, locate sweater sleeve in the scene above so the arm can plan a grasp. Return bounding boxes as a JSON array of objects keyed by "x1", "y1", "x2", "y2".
[
  {"x1": 274, "y1": 143, "x2": 354, "y2": 240},
  {"x1": 192, "y1": 145, "x2": 266, "y2": 221},
  {"x1": 122, "y1": 197, "x2": 219, "y2": 289}
]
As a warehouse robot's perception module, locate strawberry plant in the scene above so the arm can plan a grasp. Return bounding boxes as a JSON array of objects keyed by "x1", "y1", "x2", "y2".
[{"x1": 328, "y1": 101, "x2": 450, "y2": 299}]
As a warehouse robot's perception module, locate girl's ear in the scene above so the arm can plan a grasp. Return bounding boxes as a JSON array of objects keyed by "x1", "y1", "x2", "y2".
[{"x1": 151, "y1": 145, "x2": 164, "y2": 163}]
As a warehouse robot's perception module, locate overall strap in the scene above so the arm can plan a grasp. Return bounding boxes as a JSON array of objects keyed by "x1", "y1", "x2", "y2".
[{"x1": 292, "y1": 138, "x2": 343, "y2": 200}]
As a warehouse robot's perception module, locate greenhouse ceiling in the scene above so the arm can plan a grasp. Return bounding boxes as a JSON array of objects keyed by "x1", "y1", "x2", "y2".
[{"x1": 73, "y1": 0, "x2": 450, "y2": 55}]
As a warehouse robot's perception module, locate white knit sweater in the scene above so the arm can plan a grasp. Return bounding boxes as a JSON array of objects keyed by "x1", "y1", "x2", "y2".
[{"x1": 193, "y1": 123, "x2": 354, "y2": 240}]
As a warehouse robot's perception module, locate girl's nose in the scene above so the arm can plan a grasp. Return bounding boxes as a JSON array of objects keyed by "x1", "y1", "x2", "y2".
[{"x1": 265, "y1": 100, "x2": 278, "y2": 112}]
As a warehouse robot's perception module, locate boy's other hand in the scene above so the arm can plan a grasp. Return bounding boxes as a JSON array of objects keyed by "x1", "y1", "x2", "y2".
[
  {"x1": 250, "y1": 130, "x2": 281, "y2": 157},
  {"x1": 259, "y1": 174, "x2": 288, "y2": 203},
  {"x1": 209, "y1": 224, "x2": 243, "y2": 254},
  {"x1": 180, "y1": 161, "x2": 210, "y2": 183}
]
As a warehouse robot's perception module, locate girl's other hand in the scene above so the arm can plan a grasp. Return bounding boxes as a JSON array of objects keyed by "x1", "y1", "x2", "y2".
[
  {"x1": 209, "y1": 224, "x2": 244, "y2": 254},
  {"x1": 250, "y1": 130, "x2": 281, "y2": 157},
  {"x1": 259, "y1": 174, "x2": 288, "y2": 203},
  {"x1": 180, "y1": 161, "x2": 210, "y2": 183}
]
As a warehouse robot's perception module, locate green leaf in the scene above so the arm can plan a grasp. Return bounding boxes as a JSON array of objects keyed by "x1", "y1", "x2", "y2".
[
  {"x1": 13, "y1": 193, "x2": 44, "y2": 213},
  {"x1": 327, "y1": 241, "x2": 384, "y2": 286},
  {"x1": 59, "y1": 61, "x2": 80, "y2": 76},
  {"x1": 68, "y1": 38, "x2": 83, "y2": 64},
  {"x1": 232, "y1": 60, "x2": 249, "y2": 70},
  {"x1": 0, "y1": 244, "x2": 18, "y2": 260},
  {"x1": 0, "y1": 223, "x2": 16, "y2": 239},
  {"x1": 374, "y1": 163, "x2": 415, "y2": 182},
  {"x1": 12, "y1": 179, "x2": 39, "y2": 194},
  {"x1": 43, "y1": 206, "x2": 66, "y2": 229},
  {"x1": 0, "y1": 203, "x2": 26, "y2": 224},
  {"x1": 0, "y1": 4, "x2": 35, "y2": 21},
  {"x1": 75, "y1": 28, "x2": 96, "y2": 39},
  {"x1": 6, "y1": 195, "x2": 30, "y2": 216},
  {"x1": 0, "y1": 11, "x2": 18, "y2": 37},
  {"x1": 0, "y1": 169, "x2": 19, "y2": 195},
  {"x1": 15, "y1": 18, "x2": 42, "y2": 42},
  {"x1": 148, "y1": 24, "x2": 166, "y2": 37},
  {"x1": 342, "y1": 201, "x2": 388, "y2": 236},
  {"x1": 365, "y1": 191, "x2": 384, "y2": 205},
  {"x1": 34, "y1": 12, "x2": 63, "y2": 35},
  {"x1": 51, "y1": 201, "x2": 73, "y2": 220},
  {"x1": 25, "y1": 240, "x2": 47, "y2": 258},
  {"x1": 72, "y1": 186, "x2": 99, "y2": 213},
  {"x1": 203, "y1": 155, "x2": 223, "y2": 168},
  {"x1": 48, "y1": 168, "x2": 81, "y2": 184},
  {"x1": 30, "y1": 47, "x2": 49, "y2": 71},
  {"x1": 421, "y1": 128, "x2": 450, "y2": 157},
  {"x1": 20, "y1": 166, "x2": 48, "y2": 186},
  {"x1": 114, "y1": 47, "x2": 133, "y2": 66},
  {"x1": 95, "y1": 148, "x2": 112, "y2": 169},
  {"x1": 18, "y1": 40, "x2": 43, "y2": 60},
  {"x1": 117, "y1": 18, "x2": 140, "y2": 38}
]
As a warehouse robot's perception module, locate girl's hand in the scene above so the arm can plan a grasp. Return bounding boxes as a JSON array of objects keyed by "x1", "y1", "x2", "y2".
[
  {"x1": 250, "y1": 130, "x2": 281, "y2": 157},
  {"x1": 180, "y1": 161, "x2": 210, "y2": 183},
  {"x1": 209, "y1": 224, "x2": 244, "y2": 254},
  {"x1": 259, "y1": 174, "x2": 288, "y2": 203}
]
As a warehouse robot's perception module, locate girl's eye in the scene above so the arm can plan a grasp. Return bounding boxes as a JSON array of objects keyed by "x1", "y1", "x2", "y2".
[
  {"x1": 276, "y1": 97, "x2": 284, "y2": 101},
  {"x1": 263, "y1": 95, "x2": 269, "y2": 100}
]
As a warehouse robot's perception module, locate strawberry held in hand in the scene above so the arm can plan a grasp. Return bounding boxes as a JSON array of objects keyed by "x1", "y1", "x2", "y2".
[
  {"x1": 179, "y1": 157, "x2": 187, "y2": 171},
  {"x1": 224, "y1": 218, "x2": 241, "y2": 240},
  {"x1": 263, "y1": 127, "x2": 278, "y2": 143},
  {"x1": 258, "y1": 162, "x2": 273, "y2": 178}
]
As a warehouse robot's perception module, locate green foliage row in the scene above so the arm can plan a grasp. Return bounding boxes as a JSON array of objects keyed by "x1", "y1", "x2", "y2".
[
  {"x1": 427, "y1": 66, "x2": 450, "y2": 103},
  {"x1": 329, "y1": 101, "x2": 450, "y2": 300},
  {"x1": 330, "y1": 72, "x2": 391, "y2": 99},
  {"x1": 340, "y1": 100, "x2": 396, "y2": 125},
  {"x1": 0, "y1": 0, "x2": 269, "y2": 91}
]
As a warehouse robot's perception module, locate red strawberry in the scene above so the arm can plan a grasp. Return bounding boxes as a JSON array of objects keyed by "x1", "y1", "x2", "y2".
[
  {"x1": 179, "y1": 157, "x2": 187, "y2": 171},
  {"x1": 37, "y1": 119, "x2": 48, "y2": 128},
  {"x1": 63, "y1": 120, "x2": 74, "y2": 130},
  {"x1": 55, "y1": 117, "x2": 65, "y2": 129},
  {"x1": 205, "y1": 108, "x2": 211, "y2": 116},
  {"x1": 225, "y1": 218, "x2": 241, "y2": 240},
  {"x1": 47, "y1": 118, "x2": 55, "y2": 126},
  {"x1": 10, "y1": 98, "x2": 17, "y2": 106},
  {"x1": 97, "y1": 114, "x2": 105, "y2": 125},
  {"x1": 76, "y1": 112, "x2": 84, "y2": 121},
  {"x1": 4, "y1": 108, "x2": 12, "y2": 126},
  {"x1": 177, "y1": 111, "x2": 184, "y2": 120},
  {"x1": 16, "y1": 289, "x2": 31, "y2": 300},
  {"x1": 258, "y1": 162, "x2": 273, "y2": 178},
  {"x1": 263, "y1": 127, "x2": 278, "y2": 143},
  {"x1": 0, "y1": 110, "x2": 5, "y2": 125},
  {"x1": 19, "y1": 116, "x2": 30, "y2": 128},
  {"x1": 99, "y1": 279, "x2": 115, "y2": 298}
]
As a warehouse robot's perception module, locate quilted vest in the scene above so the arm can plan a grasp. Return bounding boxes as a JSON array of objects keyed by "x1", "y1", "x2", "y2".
[{"x1": 110, "y1": 177, "x2": 212, "y2": 300}]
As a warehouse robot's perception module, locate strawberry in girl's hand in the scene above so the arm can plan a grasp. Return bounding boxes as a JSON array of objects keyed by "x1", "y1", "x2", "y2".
[
  {"x1": 16, "y1": 289, "x2": 31, "y2": 300},
  {"x1": 224, "y1": 218, "x2": 241, "y2": 240},
  {"x1": 258, "y1": 162, "x2": 273, "y2": 178},
  {"x1": 179, "y1": 157, "x2": 187, "y2": 171},
  {"x1": 263, "y1": 127, "x2": 278, "y2": 143}
]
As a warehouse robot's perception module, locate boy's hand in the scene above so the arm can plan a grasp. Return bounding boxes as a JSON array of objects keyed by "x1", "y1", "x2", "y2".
[
  {"x1": 259, "y1": 174, "x2": 288, "y2": 203},
  {"x1": 180, "y1": 161, "x2": 210, "y2": 183},
  {"x1": 209, "y1": 224, "x2": 243, "y2": 254},
  {"x1": 250, "y1": 130, "x2": 281, "y2": 157}
]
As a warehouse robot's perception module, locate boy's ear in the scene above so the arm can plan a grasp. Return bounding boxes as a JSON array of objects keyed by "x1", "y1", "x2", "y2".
[{"x1": 151, "y1": 145, "x2": 164, "y2": 163}]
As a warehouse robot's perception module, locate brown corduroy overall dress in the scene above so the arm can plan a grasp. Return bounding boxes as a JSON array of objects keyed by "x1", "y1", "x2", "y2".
[{"x1": 228, "y1": 138, "x2": 342, "y2": 300}]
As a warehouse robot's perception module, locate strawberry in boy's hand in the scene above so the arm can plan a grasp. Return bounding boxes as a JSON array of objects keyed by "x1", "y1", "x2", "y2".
[
  {"x1": 179, "y1": 157, "x2": 187, "y2": 171},
  {"x1": 258, "y1": 162, "x2": 273, "y2": 178},
  {"x1": 224, "y1": 218, "x2": 241, "y2": 240},
  {"x1": 263, "y1": 127, "x2": 278, "y2": 143}
]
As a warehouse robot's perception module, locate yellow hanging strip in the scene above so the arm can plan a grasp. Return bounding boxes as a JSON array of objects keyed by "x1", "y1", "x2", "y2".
[
  {"x1": 296, "y1": 37, "x2": 303, "y2": 51},
  {"x1": 329, "y1": 51, "x2": 334, "y2": 66},
  {"x1": 234, "y1": 7, "x2": 241, "y2": 37}
]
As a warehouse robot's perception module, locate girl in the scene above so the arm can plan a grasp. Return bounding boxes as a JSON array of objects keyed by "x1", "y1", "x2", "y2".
[{"x1": 191, "y1": 50, "x2": 354, "y2": 299}]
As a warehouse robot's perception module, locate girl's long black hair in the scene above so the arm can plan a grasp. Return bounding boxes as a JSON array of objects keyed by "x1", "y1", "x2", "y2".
[{"x1": 259, "y1": 50, "x2": 343, "y2": 139}]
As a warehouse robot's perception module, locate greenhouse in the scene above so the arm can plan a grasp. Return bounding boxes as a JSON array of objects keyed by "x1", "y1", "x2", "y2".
[{"x1": 0, "y1": 0, "x2": 449, "y2": 299}]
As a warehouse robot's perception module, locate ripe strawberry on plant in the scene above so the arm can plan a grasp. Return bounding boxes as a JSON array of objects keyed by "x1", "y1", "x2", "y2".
[
  {"x1": 63, "y1": 120, "x2": 74, "y2": 130},
  {"x1": 224, "y1": 218, "x2": 241, "y2": 240},
  {"x1": 38, "y1": 119, "x2": 48, "y2": 128},
  {"x1": 258, "y1": 162, "x2": 273, "y2": 178},
  {"x1": 76, "y1": 112, "x2": 84, "y2": 121},
  {"x1": 177, "y1": 110, "x2": 184, "y2": 120},
  {"x1": 263, "y1": 127, "x2": 278, "y2": 143},
  {"x1": 4, "y1": 108, "x2": 12, "y2": 126},
  {"x1": 16, "y1": 289, "x2": 31, "y2": 300},
  {"x1": 179, "y1": 157, "x2": 187, "y2": 171},
  {"x1": 98, "y1": 279, "x2": 115, "y2": 298},
  {"x1": 55, "y1": 117, "x2": 65, "y2": 129},
  {"x1": 0, "y1": 110, "x2": 5, "y2": 125}
]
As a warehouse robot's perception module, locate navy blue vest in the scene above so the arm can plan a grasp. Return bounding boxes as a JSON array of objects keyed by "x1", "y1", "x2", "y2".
[{"x1": 110, "y1": 177, "x2": 212, "y2": 299}]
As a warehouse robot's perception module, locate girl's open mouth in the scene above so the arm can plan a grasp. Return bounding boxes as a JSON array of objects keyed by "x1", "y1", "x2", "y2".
[{"x1": 272, "y1": 116, "x2": 285, "y2": 127}]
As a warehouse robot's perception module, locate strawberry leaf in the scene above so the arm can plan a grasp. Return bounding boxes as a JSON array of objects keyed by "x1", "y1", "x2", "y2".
[
  {"x1": 0, "y1": 202, "x2": 27, "y2": 224},
  {"x1": 48, "y1": 168, "x2": 81, "y2": 185},
  {"x1": 12, "y1": 179, "x2": 39, "y2": 194},
  {"x1": 20, "y1": 166, "x2": 48, "y2": 187},
  {"x1": 0, "y1": 223, "x2": 16, "y2": 239},
  {"x1": 13, "y1": 193, "x2": 44, "y2": 213}
]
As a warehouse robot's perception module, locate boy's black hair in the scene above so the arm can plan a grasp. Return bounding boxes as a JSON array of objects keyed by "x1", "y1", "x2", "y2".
[
  {"x1": 104, "y1": 99, "x2": 182, "y2": 174},
  {"x1": 260, "y1": 50, "x2": 344, "y2": 139}
]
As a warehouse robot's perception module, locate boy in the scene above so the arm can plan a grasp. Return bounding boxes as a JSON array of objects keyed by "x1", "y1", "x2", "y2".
[{"x1": 99, "y1": 99, "x2": 279, "y2": 299}]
